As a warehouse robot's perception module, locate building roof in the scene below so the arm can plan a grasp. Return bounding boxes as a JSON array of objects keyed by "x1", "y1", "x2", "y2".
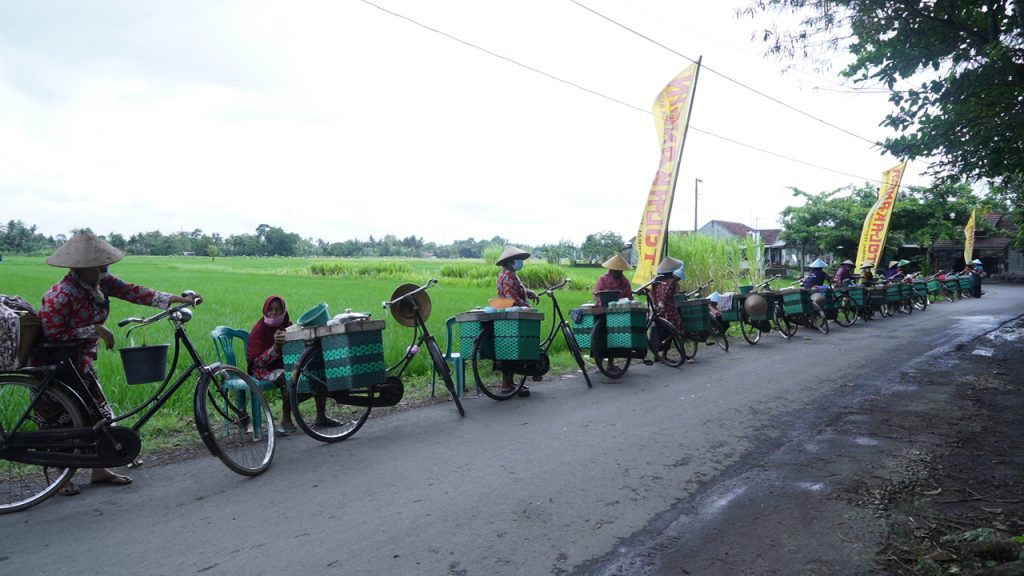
[
  {"x1": 708, "y1": 220, "x2": 754, "y2": 237},
  {"x1": 933, "y1": 212, "x2": 1018, "y2": 250}
]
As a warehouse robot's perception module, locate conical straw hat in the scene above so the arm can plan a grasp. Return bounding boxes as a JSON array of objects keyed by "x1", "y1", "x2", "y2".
[
  {"x1": 602, "y1": 254, "x2": 632, "y2": 271},
  {"x1": 656, "y1": 256, "x2": 683, "y2": 275},
  {"x1": 495, "y1": 245, "x2": 530, "y2": 266},
  {"x1": 46, "y1": 231, "x2": 124, "y2": 268}
]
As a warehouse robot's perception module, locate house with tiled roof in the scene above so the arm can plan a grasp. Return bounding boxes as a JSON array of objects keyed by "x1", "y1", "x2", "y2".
[
  {"x1": 931, "y1": 212, "x2": 1023, "y2": 278},
  {"x1": 696, "y1": 220, "x2": 788, "y2": 265}
]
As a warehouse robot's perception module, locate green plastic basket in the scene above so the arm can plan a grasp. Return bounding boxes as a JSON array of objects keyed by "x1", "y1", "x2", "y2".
[
  {"x1": 678, "y1": 299, "x2": 711, "y2": 333},
  {"x1": 781, "y1": 289, "x2": 812, "y2": 315}
]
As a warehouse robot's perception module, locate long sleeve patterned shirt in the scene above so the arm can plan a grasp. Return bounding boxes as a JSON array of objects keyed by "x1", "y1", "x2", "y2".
[
  {"x1": 651, "y1": 278, "x2": 681, "y2": 331},
  {"x1": 39, "y1": 273, "x2": 171, "y2": 373},
  {"x1": 497, "y1": 268, "x2": 530, "y2": 306}
]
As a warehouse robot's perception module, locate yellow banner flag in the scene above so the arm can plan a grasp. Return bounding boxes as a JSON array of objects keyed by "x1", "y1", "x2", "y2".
[
  {"x1": 855, "y1": 161, "x2": 908, "y2": 272},
  {"x1": 633, "y1": 62, "x2": 700, "y2": 285},
  {"x1": 963, "y1": 208, "x2": 976, "y2": 264}
]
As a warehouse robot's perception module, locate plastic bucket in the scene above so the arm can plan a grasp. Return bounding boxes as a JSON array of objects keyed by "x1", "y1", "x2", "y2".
[
  {"x1": 119, "y1": 344, "x2": 169, "y2": 385},
  {"x1": 297, "y1": 303, "x2": 329, "y2": 327},
  {"x1": 595, "y1": 290, "x2": 620, "y2": 307}
]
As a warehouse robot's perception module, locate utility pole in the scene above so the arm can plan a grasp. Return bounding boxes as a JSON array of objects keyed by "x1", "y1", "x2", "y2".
[{"x1": 694, "y1": 178, "x2": 702, "y2": 232}]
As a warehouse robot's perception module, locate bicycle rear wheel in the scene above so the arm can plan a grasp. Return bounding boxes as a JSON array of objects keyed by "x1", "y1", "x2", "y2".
[
  {"x1": 289, "y1": 351, "x2": 372, "y2": 442},
  {"x1": 472, "y1": 336, "x2": 524, "y2": 400},
  {"x1": 194, "y1": 366, "x2": 275, "y2": 476},
  {"x1": 0, "y1": 377, "x2": 87, "y2": 514}
]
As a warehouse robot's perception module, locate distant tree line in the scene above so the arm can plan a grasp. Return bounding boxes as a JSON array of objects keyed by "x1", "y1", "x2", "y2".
[{"x1": 0, "y1": 220, "x2": 628, "y2": 263}]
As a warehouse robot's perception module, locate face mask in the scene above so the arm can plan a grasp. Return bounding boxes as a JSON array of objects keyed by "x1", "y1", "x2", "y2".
[
  {"x1": 512, "y1": 260, "x2": 524, "y2": 271},
  {"x1": 264, "y1": 313, "x2": 286, "y2": 327}
]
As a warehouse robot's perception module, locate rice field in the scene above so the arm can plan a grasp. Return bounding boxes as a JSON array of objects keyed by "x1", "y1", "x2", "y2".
[{"x1": 2, "y1": 247, "x2": 785, "y2": 446}]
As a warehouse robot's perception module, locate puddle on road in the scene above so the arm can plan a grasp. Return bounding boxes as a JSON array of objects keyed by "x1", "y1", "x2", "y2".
[
  {"x1": 972, "y1": 347, "x2": 994, "y2": 357},
  {"x1": 796, "y1": 481, "x2": 826, "y2": 492},
  {"x1": 854, "y1": 436, "x2": 880, "y2": 446},
  {"x1": 985, "y1": 322, "x2": 1024, "y2": 343}
]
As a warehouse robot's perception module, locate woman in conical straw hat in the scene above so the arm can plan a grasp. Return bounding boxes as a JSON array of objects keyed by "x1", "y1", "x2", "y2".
[
  {"x1": 593, "y1": 254, "x2": 633, "y2": 303},
  {"x1": 801, "y1": 258, "x2": 830, "y2": 289},
  {"x1": 494, "y1": 245, "x2": 538, "y2": 397},
  {"x1": 651, "y1": 256, "x2": 686, "y2": 332},
  {"x1": 832, "y1": 259, "x2": 855, "y2": 288},
  {"x1": 37, "y1": 231, "x2": 201, "y2": 496},
  {"x1": 858, "y1": 261, "x2": 875, "y2": 287}
]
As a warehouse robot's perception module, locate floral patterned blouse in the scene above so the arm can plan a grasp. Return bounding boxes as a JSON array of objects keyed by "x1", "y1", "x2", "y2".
[
  {"x1": 594, "y1": 273, "x2": 633, "y2": 302},
  {"x1": 497, "y1": 268, "x2": 530, "y2": 306},
  {"x1": 651, "y1": 277, "x2": 681, "y2": 331},
  {"x1": 38, "y1": 273, "x2": 171, "y2": 373}
]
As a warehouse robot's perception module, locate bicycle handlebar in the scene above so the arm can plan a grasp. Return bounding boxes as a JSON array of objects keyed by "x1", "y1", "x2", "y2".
[
  {"x1": 117, "y1": 291, "x2": 201, "y2": 328},
  {"x1": 754, "y1": 274, "x2": 781, "y2": 290},
  {"x1": 544, "y1": 278, "x2": 571, "y2": 296},
  {"x1": 684, "y1": 278, "x2": 714, "y2": 298},
  {"x1": 382, "y1": 278, "x2": 438, "y2": 309}
]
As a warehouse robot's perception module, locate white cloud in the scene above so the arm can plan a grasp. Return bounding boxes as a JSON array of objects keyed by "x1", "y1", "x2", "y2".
[{"x1": 1, "y1": 0, "x2": 931, "y2": 246}]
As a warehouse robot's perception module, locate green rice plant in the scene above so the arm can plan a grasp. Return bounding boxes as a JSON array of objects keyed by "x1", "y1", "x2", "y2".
[
  {"x1": 518, "y1": 263, "x2": 593, "y2": 292},
  {"x1": 438, "y1": 262, "x2": 497, "y2": 287},
  {"x1": 309, "y1": 261, "x2": 415, "y2": 279}
]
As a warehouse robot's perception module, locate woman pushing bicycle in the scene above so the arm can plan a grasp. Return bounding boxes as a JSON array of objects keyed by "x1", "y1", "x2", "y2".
[{"x1": 36, "y1": 231, "x2": 200, "y2": 496}]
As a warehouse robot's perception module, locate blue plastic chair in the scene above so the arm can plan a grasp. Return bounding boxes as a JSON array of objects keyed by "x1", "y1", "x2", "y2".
[
  {"x1": 210, "y1": 326, "x2": 280, "y2": 437},
  {"x1": 431, "y1": 317, "x2": 466, "y2": 398}
]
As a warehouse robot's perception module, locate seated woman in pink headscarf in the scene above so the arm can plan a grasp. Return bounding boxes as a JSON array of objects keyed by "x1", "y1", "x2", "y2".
[{"x1": 593, "y1": 255, "x2": 633, "y2": 303}]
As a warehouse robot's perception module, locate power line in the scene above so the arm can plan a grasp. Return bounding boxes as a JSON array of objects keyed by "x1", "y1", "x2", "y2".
[
  {"x1": 570, "y1": 0, "x2": 881, "y2": 146},
  {"x1": 357, "y1": 0, "x2": 882, "y2": 184}
]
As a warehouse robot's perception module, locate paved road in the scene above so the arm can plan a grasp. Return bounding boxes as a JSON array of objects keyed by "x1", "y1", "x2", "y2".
[{"x1": 2, "y1": 285, "x2": 1021, "y2": 576}]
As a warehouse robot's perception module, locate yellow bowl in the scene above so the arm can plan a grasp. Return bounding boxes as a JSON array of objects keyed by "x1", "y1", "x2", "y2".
[{"x1": 488, "y1": 298, "x2": 514, "y2": 309}]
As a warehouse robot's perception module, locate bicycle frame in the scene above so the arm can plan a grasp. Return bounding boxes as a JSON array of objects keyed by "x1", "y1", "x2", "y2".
[{"x1": 2, "y1": 302, "x2": 233, "y2": 469}]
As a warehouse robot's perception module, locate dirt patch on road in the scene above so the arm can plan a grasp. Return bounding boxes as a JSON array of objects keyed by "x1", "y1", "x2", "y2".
[{"x1": 575, "y1": 318, "x2": 1024, "y2": 576}]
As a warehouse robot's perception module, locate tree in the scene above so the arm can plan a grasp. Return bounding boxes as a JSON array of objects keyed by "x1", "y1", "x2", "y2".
[
  {"x1": 579, "y1": 231, "x2": 625, "y2": 263},
  {"x1": 743, "y1": 1, "x2": 1024, "y2": 187}
]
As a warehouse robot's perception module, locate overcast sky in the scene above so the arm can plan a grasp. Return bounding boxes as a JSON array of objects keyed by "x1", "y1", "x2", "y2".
[{"x1": 0, "y1": 0, "x2": 929, "y2": 247}]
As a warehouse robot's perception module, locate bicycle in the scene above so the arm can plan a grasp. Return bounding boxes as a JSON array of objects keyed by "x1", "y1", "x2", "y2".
[
  {"x1": 465, "y1": 278, "x2": 592, "y2": 399},
  {"x1": 737, "y1": 275, "x2": 796, "y2": 344},
  {"x1": 588, "y1": 278, "x2": 686, "y2": 379},
  {"x1": 286, "y1": 279, "x2": 464, "y2": 443},
  {"x1": 827, "y1": 284, "x2": 859, "y2": 327},
  {"x1": 781, "y1": 280, "x2": 829, "y2": 335},
  {"x1": 675, "y1": 279, "x2": 728, "y2": 354},
  {"x1": 0, "y1": 293, "x2": 276, "y2": 514}
]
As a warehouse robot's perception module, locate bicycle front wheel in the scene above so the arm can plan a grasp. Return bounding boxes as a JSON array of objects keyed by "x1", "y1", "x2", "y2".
[
  {"x1": 650, "y1": 318, "x2": 686, "y2": 367},
  {"x1": 739, "y1": 313, "x2": 761, "y2": 345},
  {"x1": 289, "y1": 351, "x2": 372, "y2": 442},
  {"x1": 0, "y1": 377, "x2": 88, "y2": 514},
  {"x1": 774, "y1": 304, "x2": 797, "y2": 339},
  {"x1": 560, "y1": 323, "x2": 592, "y2": 388},
  {"x1": 195, "y1": 366, "x2": 275, "y2": 476},
  {"x1": 425, "y1": 336, "x2": 465, "y2": 415},
  {"x1": 710, "y1": 317, "x2": 730, "y2": 351},
  {"x1": 834, "y1": 296, "x2": 857, "y2": 327}
]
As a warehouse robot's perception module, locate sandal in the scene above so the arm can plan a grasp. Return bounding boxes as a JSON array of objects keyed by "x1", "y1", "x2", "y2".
[
  {"x1": 517, "y1": 386, "x2": 531, "y2": 398},
  {"x1": 58, "y1": 481, "x2": 81, "y2": 496}
]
